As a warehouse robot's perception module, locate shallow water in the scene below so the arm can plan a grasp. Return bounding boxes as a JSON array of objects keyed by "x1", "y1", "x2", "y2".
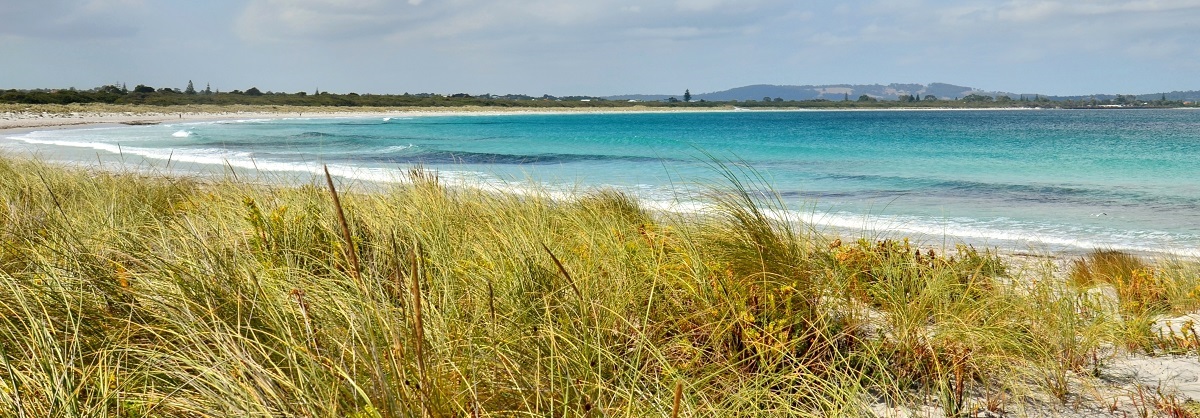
[{"x1": 7, "y1": 109, "x2": 1200, "y2": 256}]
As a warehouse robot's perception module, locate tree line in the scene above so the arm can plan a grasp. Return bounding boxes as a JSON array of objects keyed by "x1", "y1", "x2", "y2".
[{"x1": 2, "y1": 82, "x2": 1193, "y2": 109}]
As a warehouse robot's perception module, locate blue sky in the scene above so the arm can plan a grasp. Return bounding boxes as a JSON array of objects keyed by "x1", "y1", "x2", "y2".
[{"x1": 2, "y1": 0, "x2": 1198, "y2": 96}]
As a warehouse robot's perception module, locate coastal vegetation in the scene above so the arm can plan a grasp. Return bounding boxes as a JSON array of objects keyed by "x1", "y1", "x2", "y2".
[
  {"x1": 1, "y1": 156, "x2": 1198, "y2": 416},
  {"x1": 3, "y1": 83, "x2": 1195, "y2": 109}
]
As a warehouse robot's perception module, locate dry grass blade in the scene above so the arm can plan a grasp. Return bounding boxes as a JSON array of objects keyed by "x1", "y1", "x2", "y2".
[
  {"x1": 1193, "y1": 325, "x2": 1200, "y2": 362},
  {"x1": 542, "y1": 243, "x2": 582, "y2": 301},
  {"x1": 324, "y1": 164, "x2": 361, "y2": 281},
  {"x1": 409, "y1": 238, "x2": 428, "y2": 410},
  {"x1": 672, "y1": 380, "x2": 683, "y2": 418}
]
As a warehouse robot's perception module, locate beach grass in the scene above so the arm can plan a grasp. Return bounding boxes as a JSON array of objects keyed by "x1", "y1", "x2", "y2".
[{"x1": 0, "y1": 156, "x2": 1198, "y2": 417}]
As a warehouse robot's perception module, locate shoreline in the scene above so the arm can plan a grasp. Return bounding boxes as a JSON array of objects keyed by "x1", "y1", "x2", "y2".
[
  {"x1": 10, "y1": 102, "x2": 1188, "y2": 134},
  {"x1": 4, "y1": 105, "x2": 1196, "y2": 263},
  {"x1": 0, "y1": 105, "x2": 740, "y2": 134}
]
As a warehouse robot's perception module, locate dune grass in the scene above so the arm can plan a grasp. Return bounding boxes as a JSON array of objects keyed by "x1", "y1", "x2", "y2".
[{"x1": 0, "y1": 156, "x2": 1198, "y2": 417}]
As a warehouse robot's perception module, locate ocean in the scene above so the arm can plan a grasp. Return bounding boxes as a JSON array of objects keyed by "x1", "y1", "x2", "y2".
[{"x1": 7, "y1": 109, "x2": 1200, "y2": 256}]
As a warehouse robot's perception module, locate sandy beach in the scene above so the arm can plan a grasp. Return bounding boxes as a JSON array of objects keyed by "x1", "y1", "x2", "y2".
[
  {"x1": 0, "y1": 103, "x2": 749, "y2": 134},
  {"x1": 0, "y1": 106, "x2": 473, "y2": 133}
]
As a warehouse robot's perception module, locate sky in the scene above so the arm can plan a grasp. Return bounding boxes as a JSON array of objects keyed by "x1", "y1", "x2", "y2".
[{"x1": 2, "y1": 0, "x2": 1199, "y2": 97}]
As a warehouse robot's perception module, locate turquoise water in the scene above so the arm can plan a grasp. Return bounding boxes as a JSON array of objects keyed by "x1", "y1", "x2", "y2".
[{"x1": 8, "y1": 109, "x2": 1200, "y2": 255}]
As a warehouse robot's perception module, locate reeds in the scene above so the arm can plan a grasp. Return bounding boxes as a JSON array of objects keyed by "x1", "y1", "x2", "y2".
[{"x1": 1, "y1": 156, "x2": 1198, "y2": 416}]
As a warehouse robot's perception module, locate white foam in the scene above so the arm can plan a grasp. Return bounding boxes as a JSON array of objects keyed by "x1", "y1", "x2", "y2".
[
  {"x1": 636, "y1": 193, "x2": 1200, "y2": 257},
  {"x1": 791, "y1": 209, "x2": 1200, "y2": 257},
  {"x1": 8, "y1": 132, "x2": 128, "y2": 155},
  {"x1": 172, "y1": 130, "x2": 192, "y2": 138},
  {"x1": 382, "y1": 144, "x2": 414, "y2": 153}
]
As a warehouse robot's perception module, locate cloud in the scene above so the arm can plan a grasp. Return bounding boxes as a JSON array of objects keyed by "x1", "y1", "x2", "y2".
[
  {"x1": 929, "y1": 0, "x2": 1200, "y2": 31},
  {"x1": 235, "y1": 0, "x2": 794, "y2": 44},
  {"x1": 0, "y1": 0, "x2": 147, "y2": 39},
  {"x1": 816, "y1": 0, "x2": 1200, "y2": 61}
]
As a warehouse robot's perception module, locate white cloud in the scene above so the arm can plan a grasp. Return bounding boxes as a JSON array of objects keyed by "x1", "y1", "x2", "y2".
[
  {"x1": 825, "y1": 0, "x2": 1200, "y2": 60},
  {"x1": 674, "y1": 0, "x2": 736, "y2": 12},
  {"x1": 235, "y1": 0, "x2": 794, "y2": 44},
  {"x1": 0, "y1": 0, "x2": 148, "y2": 39}
]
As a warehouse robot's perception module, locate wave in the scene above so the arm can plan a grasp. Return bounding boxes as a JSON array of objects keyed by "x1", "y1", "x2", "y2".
[
  {"x1": 798, "y1": 210, "x2": 1200, "y2": 257},
  {"x1": 172, "y1": 130, "x2": 192, "y2": 138},
  {"x1": 8, "y1": 132, "x2": 130, "y2": 155},
  {"x1": 381, "y1": 144, "x2": 414, "y2": 153}
]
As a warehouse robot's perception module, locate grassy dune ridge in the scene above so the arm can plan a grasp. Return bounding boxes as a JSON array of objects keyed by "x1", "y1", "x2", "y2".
[{"x1": 0, "y1": 157, "x2": 1198, "y2": 417}]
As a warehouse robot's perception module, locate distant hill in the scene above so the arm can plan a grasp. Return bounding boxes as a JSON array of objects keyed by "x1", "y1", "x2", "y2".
[
  {"x1": 1047, "y1": 91, "x2": 1200, "y2": 102},
  {"x1": 609, "y1": 83, "x2": 1021, "y2": 102},
  {"x1": 609, "y1": 83, "x2": 1200, "y2": 103}
]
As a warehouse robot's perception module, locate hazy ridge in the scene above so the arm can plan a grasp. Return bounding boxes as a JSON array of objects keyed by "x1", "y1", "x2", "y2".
[{"x1": 608, "y1": 82, "x2": 1200, "y2": 102}]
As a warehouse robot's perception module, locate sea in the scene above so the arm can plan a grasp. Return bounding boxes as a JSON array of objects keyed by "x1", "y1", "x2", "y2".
[{"x1": 6, "y1": 109, "x2": 1200, "y2": 256}]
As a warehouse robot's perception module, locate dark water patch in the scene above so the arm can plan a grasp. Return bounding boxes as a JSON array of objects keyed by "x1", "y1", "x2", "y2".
[
  {"x1": 296, "y1": 131, "x2": 337, "y2": 138},
  {"x1": 358, "y1": 149, "x2": 675, "y2": 165},
  {"x1": 812, "y1": 173, "x2": 1200, "y2": 210}
]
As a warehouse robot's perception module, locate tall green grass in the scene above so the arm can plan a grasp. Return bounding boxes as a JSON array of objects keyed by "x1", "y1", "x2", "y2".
[{"x1": 0, "y1": 156, "x2": 1197, "y2": 417}]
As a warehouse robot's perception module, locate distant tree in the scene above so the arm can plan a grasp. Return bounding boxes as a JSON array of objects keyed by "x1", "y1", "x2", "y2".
[
  {"x1": 684, "y1": 89, "x2": 691, "y2": 102},
  {"x1": 204, "y1": 83, "x2": 212, "y2": 95},
  {"x1": 857, "y1": 94, "x2": 872, "y2": 102},
  {"x1": 245, "y1": 87, "x2": 263, "y2": 96},
  {"x1": 962, "y1": 93, "x2": 993, "y2": 102},
  {"x1": 98, "y1": 85, "x2": 125, "y2": 95},
  {"x1": 924, "y1": 95, "x2": 937, "y2": 101},
  {"x1": 773, "y1": 97, "x2": 783, "y2": 102},
  {"x1": 184, "y1": 80, "x2": 196, "y2": 95},
  {"x1": 763, "y1": 96, "x2": 771, "y2": 103},
  {"x1": 296, "y1": 91, "x2": 307, "y2": 96},
  {"x1": 667, "y1": 97, "x2": 680, "y2": 103},
  {"x1": 132, "y1": 84, "x2": 155, "y2": 94},
  {"x1": 844, "y1": 93, "x2": 849, "y2": 101},
  {"x1": 157, "y1": 87, "x2": 180, "y2": 93}
]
